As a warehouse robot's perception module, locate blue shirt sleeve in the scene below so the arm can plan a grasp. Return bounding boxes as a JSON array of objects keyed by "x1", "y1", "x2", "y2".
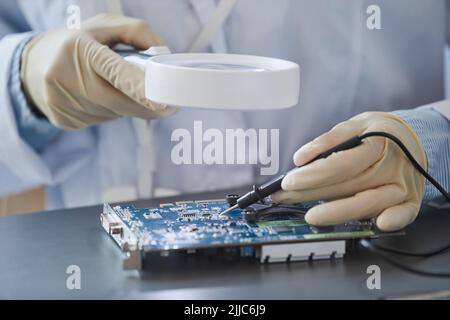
[
  {"x1": 393, "y1": 107, "x2": 450, "y2": 201},
  {"x1": 8, "y1": 34, "x2": 60, "y2": 152}
]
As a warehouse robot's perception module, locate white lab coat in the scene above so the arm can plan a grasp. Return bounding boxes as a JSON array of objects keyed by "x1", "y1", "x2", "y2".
[{"x1": 0, "y1": 0, "x2": 447, "y2": 209}]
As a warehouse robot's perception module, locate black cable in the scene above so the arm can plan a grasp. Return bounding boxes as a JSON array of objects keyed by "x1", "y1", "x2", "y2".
[
  {"x1": 371, "y1": 242, "x2": 450, "y2": 258},
  {"x1": 359, "y1": 131, "x2": 450, "y2": 202},
  {"x1": 360, "y1": 239, "x2": 450, "y2": 278}
]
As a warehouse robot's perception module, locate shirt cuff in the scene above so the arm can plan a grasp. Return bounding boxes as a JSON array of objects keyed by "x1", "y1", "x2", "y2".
[
  {"x1": 392, "y1": 107, "x2": 450, "y2": 201},
  {"x1": 8, "y1": 33, "x2": 60, "y2": 152}
]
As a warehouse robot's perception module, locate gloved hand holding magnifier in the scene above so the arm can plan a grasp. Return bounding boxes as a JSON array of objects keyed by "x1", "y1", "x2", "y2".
[
  {"x1": 21, "y1": 14, "x2": 179, "y2": 130},
  {"x1": 21, "y1": 14, "x2": 300, "y2": 129}
]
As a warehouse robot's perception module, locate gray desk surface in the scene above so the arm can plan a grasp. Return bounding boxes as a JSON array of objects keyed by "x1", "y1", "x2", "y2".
[{"x1": 1, "y1": 188, "x2": 450, "y2": 299}]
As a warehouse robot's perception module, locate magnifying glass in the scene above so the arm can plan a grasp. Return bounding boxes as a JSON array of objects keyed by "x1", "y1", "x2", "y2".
[{"x1": 119, "y1": 47, "x2": 300, "y2": 111}]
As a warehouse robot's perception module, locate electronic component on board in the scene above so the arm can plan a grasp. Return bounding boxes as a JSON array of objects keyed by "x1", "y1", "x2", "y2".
[{"x1": 226, "y1": 194, "x2": 240, "y2": 207}]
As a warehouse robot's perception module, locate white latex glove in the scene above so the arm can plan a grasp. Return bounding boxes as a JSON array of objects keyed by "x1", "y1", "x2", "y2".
[
  {"x1": 21, "y1": 14, "x2": 177, "y2": 130},
  {"x1": 272, "y1": 112, "x2": 427, "y2": 232}
]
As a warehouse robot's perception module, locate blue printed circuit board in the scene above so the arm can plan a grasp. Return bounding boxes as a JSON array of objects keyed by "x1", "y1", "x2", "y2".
[{"x1": 101, "y1": 200, "x2": 379, "y2": 253}]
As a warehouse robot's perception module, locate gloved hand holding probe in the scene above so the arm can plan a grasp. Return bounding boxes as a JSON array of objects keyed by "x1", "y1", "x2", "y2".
[
  {"x1": 272, "y1": 112, "x2": 428, "y2": 232},
  {"x1": 20, "y1": 14, "x2": 177, "y2": 130}
]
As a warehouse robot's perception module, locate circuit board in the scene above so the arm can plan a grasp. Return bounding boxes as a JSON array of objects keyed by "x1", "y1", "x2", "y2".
[{"x1": 101, "y1": 199, "x2": 384, "y2": 269}]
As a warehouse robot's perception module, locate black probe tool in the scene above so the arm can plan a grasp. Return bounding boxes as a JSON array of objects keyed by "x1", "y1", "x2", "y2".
[{"x1": 219, "y1": 136, "x2": 364, "y2": 216}]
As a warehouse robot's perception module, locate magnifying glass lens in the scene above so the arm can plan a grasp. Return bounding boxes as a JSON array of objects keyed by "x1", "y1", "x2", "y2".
[{"x1": 166, "y1": 61, "x2": 266, "y2": 72}]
